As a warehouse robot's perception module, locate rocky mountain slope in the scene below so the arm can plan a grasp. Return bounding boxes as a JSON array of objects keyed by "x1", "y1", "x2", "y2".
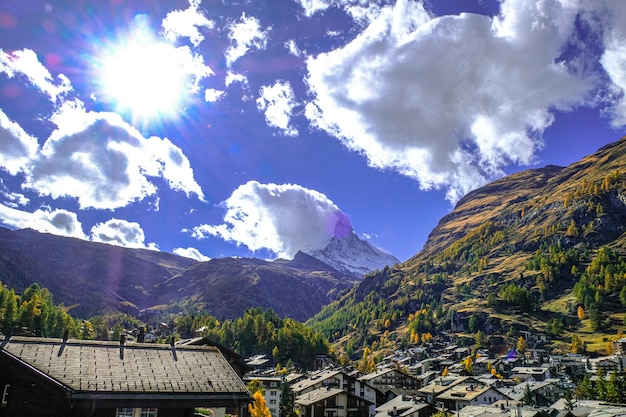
[
  {"x1": 0, "y1": 227, "x2": 360, "y2": 320},
  {"x1": 155, "y1": 251, "x2": 358, "y2": 321},
  {"x1": 305, "y1": 231, "x2": 400, "y2": 277},
  {"x1": 309, "y1": 136, "x2": 626, "y2": 356}
]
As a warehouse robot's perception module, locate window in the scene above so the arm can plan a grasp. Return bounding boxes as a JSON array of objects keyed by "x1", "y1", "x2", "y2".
[
  {"x1": 116, "y1": 408, "x2": 158, "y2": 417},
  {"x1": 1, "y1": 384, "x2": 9, "y2": 406},
  {"x1": 270, "y1": 399, "x2": 277, "y2": 405},
  {"x1": 270, "y1": 390, "x2": 278, "y2": 396}
]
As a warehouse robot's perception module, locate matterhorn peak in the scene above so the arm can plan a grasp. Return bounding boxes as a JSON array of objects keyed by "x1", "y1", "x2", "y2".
[{"x1": 304, "y1": 228, "x2": 400, "y2": 278}]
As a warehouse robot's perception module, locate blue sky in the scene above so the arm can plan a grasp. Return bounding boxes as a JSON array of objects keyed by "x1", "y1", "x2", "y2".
[{"x1": 0, "y1": 0, "x2": 624, "y2": 262}]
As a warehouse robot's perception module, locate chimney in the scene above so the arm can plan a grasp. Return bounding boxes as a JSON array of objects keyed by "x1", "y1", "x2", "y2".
[
  {"x1": 137, "y1": 327, "x2": 145, "y2": 343},
  {"x1": 170, "y1": 337, "x2": 178, "y2": 361},
  {"x1": 119, "y1": 334, "x2": 125, "y2": 360}
]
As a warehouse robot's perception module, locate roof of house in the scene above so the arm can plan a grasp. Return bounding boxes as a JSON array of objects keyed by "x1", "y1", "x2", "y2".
[
  {"x1": 295, "y1": 387, "x2": 346, "y2": 406},
  {"x1": 375, "y1": 394, "x2": 420, "y2": 412},
  {"x1": 458, "y1": 405, "x2": 543, "y2": 417},
  {"x1": 436, "y1": 384, "x2": 500, "y2": 402},
  {"x1": 417, "y1": 376, "x2": 474, "y2": 396},
  {"x1": 0, "y1": 336, "x2": 251, "y2": 402}
]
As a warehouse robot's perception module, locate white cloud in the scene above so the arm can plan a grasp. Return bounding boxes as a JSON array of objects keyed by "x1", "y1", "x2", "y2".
[
  {"x1": 285, "y1": 40, "x2": 303, "y2": 57},
  {"x1": 205, "y1": 88, "x2": 225, "y2": 102},
  {"x1": 0, "y1": 204, "x2": 86, "y2": 239},
  {"x1": 295, "y1": 0, "x2": 393, "y2": 24},
  {"x1": 0, "y1": 48, "x2": 71, "y2": 101},
  {"x1": 595, "y1": 1, "x2": 626, "y2": 127},
  {"x1": 0, "y1": 109, "x2": 39, "y2": 175},
  {"x1": 225, "y1": 71, "x2": 248, "y2": 87},
  {"x1": 225, "y1": 14, "x2": 271, "y2": 67},
  {"x1": 162, "y1": 0, "x2": 214, "y2": 47},
  {"x1": 90, "y1": 218, "x2": 157, "y2": 249},
  {"x1": 305, "y1": 0, "x2": 592, "y2": 202},
  {"x1": 21, "y1": 101, "x2": 204, "y2": 209},
  {"x1": 189, "y1": 181, "x2": 352, "y2": 258},
  {"x1": 173, "y1": 246, "x2": 210, "y2": 261},
  {"x1": 256, "y1": 81, "x2": 299, "y2": 136}
]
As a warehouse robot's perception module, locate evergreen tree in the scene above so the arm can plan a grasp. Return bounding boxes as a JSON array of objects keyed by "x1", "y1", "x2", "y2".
[
  {"x1": 575, "y1": 375, "x2": 593, "y2": 400},
  {"x1": 523, "y1": 384, "x2": 534, "y2": 406},
  {"x1": 279, "y1": 380, "x2": 294, "y2": 417}
]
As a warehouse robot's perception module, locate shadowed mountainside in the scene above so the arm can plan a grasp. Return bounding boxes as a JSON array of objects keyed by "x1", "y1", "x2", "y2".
[{"x1": 0, "y1": 228, "x2": 358, "y2": 320}]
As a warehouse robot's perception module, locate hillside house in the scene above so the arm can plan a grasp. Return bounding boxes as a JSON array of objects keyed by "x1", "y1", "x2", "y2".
[
  {"x1": 295, "y1": 387, "x2": 373, "y2": 417},
  {"x1": 291, "y1": 369, "x2": 378, "y2": 408},
  {"x1": 0, "y1": 335, "x2": 251, "y2": 417},
  {"x1": 435, "y1": 382, "x2": 509, "y2": 412},
  {"x1": 361, "y1": 368, "x2": 422, "y2": 392},
  {"x1": 499, "y1": 379, "x2": 566, "y2": 407},
  {"x1": 588, "y1": 356, "x2": 624, "y2": 373}
]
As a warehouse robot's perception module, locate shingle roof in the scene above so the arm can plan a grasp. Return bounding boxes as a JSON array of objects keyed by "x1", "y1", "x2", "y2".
[{"x1": 0, "y1": 336, "x2": 250, "y2": 400}]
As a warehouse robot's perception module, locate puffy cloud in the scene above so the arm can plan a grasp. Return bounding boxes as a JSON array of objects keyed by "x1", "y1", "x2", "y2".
[
  {"x1": 21, "y1": 101, "x2": 204, "y2": 209},
  {"x1": 256, "y1": 81, "x2": 299, "y2": 136},
  {"x1": 205, "y1": 88, "x2": 225, "y2": 102},
  {"x1": 0, "y1": 204, "x2": 86, "y2": 239},
  {"x1": 162, "y1": 0, "x2": 214, "y2": 47},
  {"x1": 305, "y1": 0, "x2": 593, "y2": 202},
  {"x1": 225, "y1": 14, "x2": 271, "y2": 67},
  {"x1": 189, "y1": 181, "x2": 351, "y2": 258},
  {"x1": 595, "y1": 1, "x2": 626, "y2": 127},
  {"x1": 173, "y1": 246, "x2": 210, "y2": 261},
  {"x1": 0, "y1": 48, "x2": 71, "y2": 101},
  {"x1": 90, "y1": 218, "x2": 157, "y2": 249},
  {"x1": 225, "y1": 71, "x2": 248, "y2": 87},
  {"x1": 0, "y1": 109, "x2": 39, "y2": 175}
]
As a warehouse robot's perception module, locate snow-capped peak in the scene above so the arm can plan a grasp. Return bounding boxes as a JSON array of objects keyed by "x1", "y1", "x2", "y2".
[{"x1": 304, "y1": 231, "x2": 400, "y2": 278}]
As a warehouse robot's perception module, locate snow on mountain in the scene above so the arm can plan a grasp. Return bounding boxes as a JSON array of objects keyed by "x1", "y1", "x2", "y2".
[{"x1": 304, "y1": 231, "x2": 400, "y2": 278}]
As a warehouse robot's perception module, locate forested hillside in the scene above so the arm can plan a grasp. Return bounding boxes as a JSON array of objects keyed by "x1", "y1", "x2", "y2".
[{"x1": 308, "y1": 137, "x2": 626, "y2": 364}]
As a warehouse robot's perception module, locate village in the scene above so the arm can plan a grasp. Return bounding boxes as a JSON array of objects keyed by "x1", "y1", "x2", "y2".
[
  {"x1": 2, "y1": 320, "x2": 626, "y2": 417},
  {"x1": 244, "y1": 331, "x2": 626, "y2": 417}
]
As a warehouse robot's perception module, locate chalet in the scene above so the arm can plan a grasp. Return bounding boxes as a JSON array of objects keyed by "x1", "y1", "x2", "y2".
[
  {"x1": 435, "y1": 382, "x2": 509, "y2": 412},
  {"x1": 498, "y1": 379, "x2": 566, "y2": 407},
  {"x1": 361, "y1": 368, "x2": 422, "y2": 391},
  {"x1": 588, "y1": 356, "x2": 624, "y2": 373},
  {"x1": 0, "y1": 335, "x2": 251, "y2": 417},
  {"x1": 292, "y1": 369, "x2": 378, "y2": 407},
  {"x1": 295, "y1": 387, "x2": 373, "y2": 417},
  {"x1": 417, "y1": 376, "x2": 487, "y2": 405}
]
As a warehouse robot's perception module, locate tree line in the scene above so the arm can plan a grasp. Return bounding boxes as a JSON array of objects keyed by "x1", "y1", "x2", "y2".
[{"x1": 0, "y1": 281, "x2": 330, "y2": 369}]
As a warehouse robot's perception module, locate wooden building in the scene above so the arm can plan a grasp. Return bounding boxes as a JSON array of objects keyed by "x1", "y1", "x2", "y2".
[{"x1": 0, "y1": 335, "x2": 251, "y2": 417}]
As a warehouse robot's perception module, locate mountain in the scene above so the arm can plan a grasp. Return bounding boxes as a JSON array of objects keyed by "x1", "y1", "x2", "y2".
[
  {"x1": 0, "y1": 228, "x2": 357, "y2": 320},
  {"x1": 0, "y1": 227, "x2": 195, "y2": 317},
  {"x1": 305, "y1": 231, "x2": 401, "y2": 277},
  {"x1": 154, "y1": 252, "x2": 358, "y2": 321},
  {"x1": 309, "y1": 136, "x2": 626, "y2": 356}
]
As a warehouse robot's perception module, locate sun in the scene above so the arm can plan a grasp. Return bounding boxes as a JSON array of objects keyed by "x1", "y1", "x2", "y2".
[{"x1": 95, "y1": 27, "x2": 196, "y2": 121}]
